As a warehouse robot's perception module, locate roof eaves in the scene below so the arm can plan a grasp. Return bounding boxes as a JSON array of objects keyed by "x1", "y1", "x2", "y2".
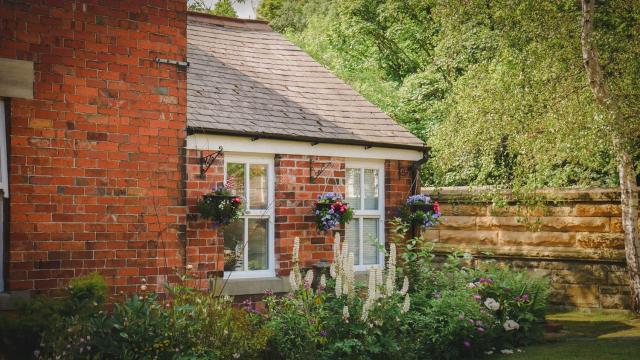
[{"x1": 187, "y1": 126, "x2": 426, "y2": 152}]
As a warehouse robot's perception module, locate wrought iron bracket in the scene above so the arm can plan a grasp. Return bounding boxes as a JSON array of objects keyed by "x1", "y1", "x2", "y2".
[
  {"x1": 199, "y1": 146, "x2": 223, "y2": 178},
  {"x1": 309, "y1": 157, "x2": 332, "y2": 184},
  {"x1": 155, "y1": 58, "x2": 189, "y2": 68}
]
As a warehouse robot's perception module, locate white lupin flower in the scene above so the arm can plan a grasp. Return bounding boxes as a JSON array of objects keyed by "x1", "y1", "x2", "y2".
[
  {"x1": 484, "y1": 298, "x2": 500, "y2": 311},
  {"x1": 401, "y1": 293, "x2": 410, "y2": 313},
  {"x1": 319, "y1": 274, "x2": 326, "y2": 288},
  {"x1": 385, "y1": 243, "x2": 397, "y2": 297},
  {"x1": 367, "y1": 267, "x2": 377, "y2": 301},
  {"x1": 329, "y1": 263, "x2": 336, "y2": 278},
  {"x1": 289, "y1": 270, "x2": 299, "y2": 291},
  {"x1": 503, "y1": 319, "x2": 520, "y2": 331},
  {"x1": 304, "y1": 269, "x2": 314, "y2": 286},
  {"x1": 399, "y1": 276, "x2": 409, "y2": 295},
  {"x1": 375, "y1": 266, "x2": 383, "y2": 291},
  {"x1": 340, "y1": 241, "x2": 348, "y2": 269},
  {"x1": 342, "y1": 305, "x2": 350, "y2": 322},
  {"x1": 344, "y1": 253, "x2": 355, "y2": 297},
  {"x1": 292, "y1": 237, "x2": 300, "y2": 263},
  {"x1": 289, "y1": 237, "x2": 302, "y2": 293},
  {"x1": 335, "y1": 273, "x2": 343, "y2": 297},
  {"x1": 361, "y1": 300, "x2": 370, "y2": 322}
]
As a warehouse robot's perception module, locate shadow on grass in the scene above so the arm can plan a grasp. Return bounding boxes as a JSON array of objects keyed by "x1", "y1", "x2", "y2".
[{"x1": 497, "y1": 311, "x2": 640, "y2": 360}]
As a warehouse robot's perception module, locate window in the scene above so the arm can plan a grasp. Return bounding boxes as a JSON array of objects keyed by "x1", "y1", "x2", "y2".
[
  {"x1": 345, "y1": 160, "x2": 384, "y2": 269},
  {"x1": 222, "y1": 154, "x2": 275, "y2": 278}
]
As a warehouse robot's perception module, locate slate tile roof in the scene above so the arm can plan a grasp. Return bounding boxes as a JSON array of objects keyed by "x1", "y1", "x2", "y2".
[{"x1": 187, "y1": 13, "x2": 424, "y2": 150}]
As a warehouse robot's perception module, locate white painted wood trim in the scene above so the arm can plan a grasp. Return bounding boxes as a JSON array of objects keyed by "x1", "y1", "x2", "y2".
[{"x1": 187, "y1": 134, "x2": 423, "y2": 161}]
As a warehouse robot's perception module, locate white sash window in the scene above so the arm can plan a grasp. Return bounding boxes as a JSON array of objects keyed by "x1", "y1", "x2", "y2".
[
  {"x1": 222, "y1": 154, "x2": 275, "y2": 279},
  {"x1": 345, "y1": 159, "x2": 385, "y2": 270}
]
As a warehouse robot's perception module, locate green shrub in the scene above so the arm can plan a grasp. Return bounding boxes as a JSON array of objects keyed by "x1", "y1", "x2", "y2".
[
  {"x1": 31, "y1": 272, "x2": 269, "y2": 360},
  {"x1": 264, "y1": 235, "x2": 409, "y2": 360},
  {"x1": 2, "y1": 240, "x2": 549, "y2": 360}
]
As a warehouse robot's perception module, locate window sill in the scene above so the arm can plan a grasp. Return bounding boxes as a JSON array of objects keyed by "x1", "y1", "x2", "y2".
[{"x1": 213, "y1": 276, "x2": 290, "y2": 296}]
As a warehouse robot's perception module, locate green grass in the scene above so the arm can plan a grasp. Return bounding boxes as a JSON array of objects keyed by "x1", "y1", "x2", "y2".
[{"x1": 496, "y1": 310, "x2": 640, "y2": 360}]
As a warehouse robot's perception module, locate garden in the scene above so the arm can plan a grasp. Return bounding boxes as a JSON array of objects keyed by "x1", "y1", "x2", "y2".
[{"x1": 0, "y1": 210, "x2": 551, "y2": 359}]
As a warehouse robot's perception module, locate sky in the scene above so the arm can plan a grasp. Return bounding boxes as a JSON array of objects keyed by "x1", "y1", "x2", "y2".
[{"x1": 191, "y1": 0, "x2": 261, "y2": 19}]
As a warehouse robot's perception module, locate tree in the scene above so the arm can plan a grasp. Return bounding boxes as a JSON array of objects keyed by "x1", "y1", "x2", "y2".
[
  {"x1": 188, "y1": 0, "x2": 240, "y2": 18},
  {"x1": 580, "y1": 0, "x2": 640, "y2": 311},
  {"x1": 212, "y1": 0, "x2": 238, "y2": 18},
  {"x1": 262, "y1": 0, "x2": 640, "y2": 309}
]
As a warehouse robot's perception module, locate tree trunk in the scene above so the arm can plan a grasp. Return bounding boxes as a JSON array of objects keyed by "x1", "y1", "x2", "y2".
[
  {"x1": 618, "y1": 144, "x2": 640, "y2": 311},
  {"x1": 581, "y1": 0, "x2": 640, "y2": 311}
]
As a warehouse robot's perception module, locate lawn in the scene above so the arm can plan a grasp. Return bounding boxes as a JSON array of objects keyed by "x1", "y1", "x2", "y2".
[{"x1": 496, "y1": 310, "x2": 640, "y2": 360}]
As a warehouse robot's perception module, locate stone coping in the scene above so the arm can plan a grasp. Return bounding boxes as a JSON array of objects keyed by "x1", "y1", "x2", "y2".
[
  {"x1": 421, "y1": 187, "x2": 630, "y2": 203},
  {"x1": 429, "y1": 243, "x2": 626, "y2": 263}
]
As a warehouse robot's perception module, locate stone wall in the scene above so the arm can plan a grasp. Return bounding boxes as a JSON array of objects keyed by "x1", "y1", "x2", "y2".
[{"x1": 421, "y1": 187, "x2": 636, "y2": 309}]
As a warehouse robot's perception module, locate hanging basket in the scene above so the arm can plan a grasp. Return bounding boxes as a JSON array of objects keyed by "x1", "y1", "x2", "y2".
[
  {"x1": 409, "y1": 203, "x2": 434, "y2": 213},
  {"x1": 312, "y1": 193, "x2": 353, "y2": 232},
  {"x1": 197, "y1": 193, "x2": 243, "y2": 226},
  {"x1": 401, "y1": 194, "x2": 442, "y2": 229}
]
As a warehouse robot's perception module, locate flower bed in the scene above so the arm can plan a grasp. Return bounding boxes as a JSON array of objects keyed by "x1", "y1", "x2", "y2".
[{"x1": 2, "y1": 235, "x2": 549, "y2": 360}]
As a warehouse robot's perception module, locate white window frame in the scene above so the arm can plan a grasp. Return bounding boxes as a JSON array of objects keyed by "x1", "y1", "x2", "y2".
[
  {"x1": 223, "y1": 153, "x2": 275, "y2": 279},
  {"x1": 345, "y1": 159, "x2": 385, "y2": 271}
]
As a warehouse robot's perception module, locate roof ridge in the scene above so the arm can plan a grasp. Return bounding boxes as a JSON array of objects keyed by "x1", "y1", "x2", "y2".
[{"x1": 187, "y1": 12, "x2": 272, "y2": 31}]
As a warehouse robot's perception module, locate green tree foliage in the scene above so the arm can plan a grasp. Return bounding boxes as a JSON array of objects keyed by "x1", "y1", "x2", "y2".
[
  {"x1": 258, "y1": 0, "x2": 640, "y2": 190},
  {"x1": 212, "y1": 0, "x2": 239, "y2": 17},
  {"x1": 188, "y1": 0, "x2": 240, "y2": 18}
]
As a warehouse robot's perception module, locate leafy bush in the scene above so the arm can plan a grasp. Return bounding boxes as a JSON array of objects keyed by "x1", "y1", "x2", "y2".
[
  {"x1": 2, "y1": 236, "x2": 549, "y2": 360},
  {"x1": 264, "y1": 235, "x2": 409, "y2": 359}
]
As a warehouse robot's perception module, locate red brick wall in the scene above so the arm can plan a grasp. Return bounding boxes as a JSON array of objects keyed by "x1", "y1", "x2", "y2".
[
  {"x1": 274, "y1": 155, "x2": 344, "y2": 275},
  {"x1": 184, "y1": 153, "x2": 416, "y2": 283},
  {"x1": 385, "y1": 160, "x2": 415, "y2": 223},
  {"x1": 185, "y1": 148, "x2": 224, "y2": 281},
  {"x1": 1, "y1": 0, "x2": 188, "y2": 294}
]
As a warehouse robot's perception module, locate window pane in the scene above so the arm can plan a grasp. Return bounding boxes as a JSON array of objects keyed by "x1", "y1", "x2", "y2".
[
  {"x1": 345, "y1": 218, "x2": 360, "y2": 265},
  {"x1": 223, "y1": 219, "x2": 244, "y2": 271},
  {"x1": 249, "y1": 164, "x2": 268, "y2": 209},
  {"x1": 345, "y1": 168, "x2": 361, "y2": 210},
  {"x1": 364, "y1": 169, "x2": 379, "y2": 210},
  {"x1": 248, "y1": 218, "x2": 269, "y2": 270},
  {"x1": 362, "y1": 218, "x2": 379, "y2": 265},
  {"x1": 226, "y1": 162, "x2": 245, "y2": 200}
]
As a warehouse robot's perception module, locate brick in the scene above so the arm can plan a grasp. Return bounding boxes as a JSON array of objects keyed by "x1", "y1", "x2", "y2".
[{"x1": 4, "y1": 0, "x2": 187, "y2": 295}]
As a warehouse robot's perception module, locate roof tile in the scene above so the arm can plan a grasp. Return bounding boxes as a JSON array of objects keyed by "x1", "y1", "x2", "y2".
[{"x1": 187, "y1": 14, "x2": 423, "y2": 149}]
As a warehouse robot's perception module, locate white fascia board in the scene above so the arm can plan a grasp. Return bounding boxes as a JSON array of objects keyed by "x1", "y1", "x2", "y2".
[{"x1": 186, "y1": 134, "x2": 423, "y2": 161}]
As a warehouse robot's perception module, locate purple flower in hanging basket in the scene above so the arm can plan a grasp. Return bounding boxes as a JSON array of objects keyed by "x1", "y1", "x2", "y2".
[
  {"x1": 401, "y1": 193, "x2": 442, "y2": 229},
  {"x1": 312, "y1": 192, "x2": 353, "y2": 232}
]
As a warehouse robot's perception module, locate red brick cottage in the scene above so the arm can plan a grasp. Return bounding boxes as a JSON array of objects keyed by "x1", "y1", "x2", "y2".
[{"x1": 0, "y1": 1, "x2": 424, "y2": 298}]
